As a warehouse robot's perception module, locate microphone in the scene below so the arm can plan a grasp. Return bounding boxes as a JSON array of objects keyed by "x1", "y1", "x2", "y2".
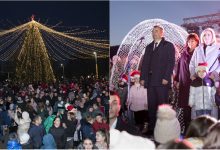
[{"x1": 139, "y1": 36, "x2": 145, "y2": 41}]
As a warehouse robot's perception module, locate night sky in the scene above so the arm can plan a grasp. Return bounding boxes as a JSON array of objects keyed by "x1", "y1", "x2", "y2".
[
  {"x1": 0, "y1": 1, "x2": 109, "y2": 79},
  {"x1": 0, "y1": 1, "x2": 109, "y2": 30}
]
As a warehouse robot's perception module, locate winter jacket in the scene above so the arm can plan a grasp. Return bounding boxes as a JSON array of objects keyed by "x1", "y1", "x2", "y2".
[
  {"x1": 174, "y1": 48, "x2": 194, "y2": 107},
  {"x1": 28, "y1": 124, "x2": 46, "y2": 148},
  {"x1": 14, "y1": 111, "x2": 31, "y2": 136},
  {"x1": 7, "y1": 140, "x2": 22, "y2": 150},
  {"x1": 189, "y1": 77, "x2": 216, "y2": 110},
  {"x1": 41, "y1": 134, "x2": 57, "y2": 149},
  {"x1": 92, "y1": 121, "x2": 109, "y2": 132},
  {"x1": 43, "y1": 115, "x2": 56, "y2": 134},
  {"x1": 49, "y1": 126, "x2": 67, "y2": 149},
  {"x1": 128, "y1": 83, "x2": 148, "y2": 111},
  {"x1": 81, "y1": 121, "x2": 96, "y2": 143},
  {"x1": 189, "y1": 44, "x2": 220, "y2": 80}
]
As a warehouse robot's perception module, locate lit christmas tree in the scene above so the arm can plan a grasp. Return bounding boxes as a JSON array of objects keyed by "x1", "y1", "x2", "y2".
[{"x1": 16, "y1": 18, "x2": 55, "y2": 83}]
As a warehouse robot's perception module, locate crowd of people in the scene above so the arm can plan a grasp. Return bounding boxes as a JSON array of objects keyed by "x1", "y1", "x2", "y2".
[
  {"x1": 0, "y1": 75, "x2": 109, "y2": 149},
  {"x1": 110, "y1": 25, "x2": 220, "y2": 149}
]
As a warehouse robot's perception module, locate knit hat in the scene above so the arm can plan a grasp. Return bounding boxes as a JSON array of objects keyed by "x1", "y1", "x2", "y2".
[
  {"x1": 121, "y1": 74, "x2": 128, "y2": 83},
  {"x1": 195, "y1": 62, "x2": 208, "y2": 73},
  {"x1": 154, "y1": 104, "x2": 181, "y2": 144},
  {"x1": 130, "y1": 70, "x2": 141, "y2": 78},
  {"x1": 110, "y1": 129, "x2": 155, "y2": 149},
  {"x1": 19, "y1": 133, "x2": 30, "y2": 144}
]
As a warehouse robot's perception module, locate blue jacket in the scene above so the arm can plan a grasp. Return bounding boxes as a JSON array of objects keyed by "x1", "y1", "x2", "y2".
[
  {"x1": 41, "y1": 134, "x2": 56, "y2": 149},
  {"x1": 7, "y1": 140, "x2": 22, "y2": 150},
  {"x1": 81, "y1": 121, "x2": 96, "y2": 142},
  {"x1": 28, "y1": 124, "x2": 46, "y2": 148}
]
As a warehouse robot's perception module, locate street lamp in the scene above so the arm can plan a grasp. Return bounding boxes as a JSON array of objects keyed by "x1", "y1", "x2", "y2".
[
  {"x1": 61, "y1": 63, "x2": 64, "y2": 79},
  {"x1": 93, "y1": 52, "x2": 98, "y2": 78}
]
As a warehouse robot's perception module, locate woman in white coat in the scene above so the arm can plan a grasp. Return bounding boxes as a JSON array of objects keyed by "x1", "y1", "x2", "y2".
[
  {"x1": 189, "y1": 28, "x2": 220, "y2": 119},
  {"x1": 189, "y1": 28, "x2": 220, "y2": 81}
]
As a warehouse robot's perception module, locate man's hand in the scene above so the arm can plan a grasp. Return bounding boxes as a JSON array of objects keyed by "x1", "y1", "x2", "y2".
[
  {"x1": 140, "y1": 80, "x2": 145, "y2": 86},
  {"x1": 162, "y1": 79, "x2": 168, "y2": 85}
]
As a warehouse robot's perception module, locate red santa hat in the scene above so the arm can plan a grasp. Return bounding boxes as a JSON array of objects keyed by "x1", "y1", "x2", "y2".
[
  {"x1": 65, "y1": 103, "x2": 74, "y2": 111},
  {"x1": 195, "y1": 62, "x2": 208, "y2": 73},
  {"x1": 121, "y1": 74, "x2": 128, "y2": 83},
  {"x1": 130, "y1": 70, "x2": 141, "y2": 78}
]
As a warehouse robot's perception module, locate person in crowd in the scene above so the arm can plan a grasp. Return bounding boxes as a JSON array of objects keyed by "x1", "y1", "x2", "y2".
[
  {"x1": 140, "y1": 25, "x2": 175, "y2": 135},
  {"x1": 174, "y1": 33, "x2": 200, "y2": 132},
  {"x1": 14, "y1": 109, "x2": 31, "y2": 136},
  {"x1": 45, "y1": 100, "x2": 53, "y2": 116},
  {"x1": 154, "y1": 104, "x2": 181, "y2": 144},
  {"x1": 92, "y1": 102, "x2": 103, "y2": 117},
  {"x1": 7, "y1": 132, "x2": 22, "y2": 150},
  {"x1": 77, "y1": 137, "x2": 98, "y2": 150},
  {"x1": 81, "y1": 115, "x2": 96, "y2": 143},
  {"x1": 184, "y1": 115, "x2": 217, "y2": 149},
  {"x1": 49, "y1": 116, "x2": 67, "y2": 149},
  {"x1": 63, "y1": 104, "x2": 78, "y2": 149},
  {"x1": 92, "y1": 113, "x2": 109, "y2": 132},
  {"x1": 95, "y1": 129, "x2": 109, "y2": 149},
  {"x1": 41, "y1": 133, "x2": 57, "y2": 149},
  {"x1": 25, "y1": 100, "x2": 37, "y2": 121},
  {"x1": 37, "y1": 102, "x2": 48, "y2": 122},
  {"x1": 116, "y1": 74, "x2": 128, "y2": 116},
  {"x1": 28, "y1": 115, "x2": 45, "y2": 149},
  {"x1": 188, "y1": 63, "x2": 216, "y2": 117}
]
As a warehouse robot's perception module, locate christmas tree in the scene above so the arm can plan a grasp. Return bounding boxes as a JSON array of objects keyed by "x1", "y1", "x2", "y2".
[{"x1": 15, "y1": 20, "x2": 55, "y2": 83}]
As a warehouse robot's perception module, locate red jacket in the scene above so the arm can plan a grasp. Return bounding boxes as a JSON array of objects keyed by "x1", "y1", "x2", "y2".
[{"x1": 92, "y1": 121, "x2": 109, "y2": 132}]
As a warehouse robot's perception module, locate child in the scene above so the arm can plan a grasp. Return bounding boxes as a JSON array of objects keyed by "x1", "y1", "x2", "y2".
[
  {"x1": 127, "y1": 70, "x2": 148, "y2": 132},
  {"x1": 189, "y1": 62, "x2": 216, "y2": 117}
]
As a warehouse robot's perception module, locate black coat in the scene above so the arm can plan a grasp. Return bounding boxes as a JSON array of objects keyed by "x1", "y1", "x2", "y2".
[
  {"x1": 174, "y1": 49, "x2": 194, "y2": 107},
  {"x1": 28, "y1": 124, "x2": 46, "y2": 149},
  {"x1": 49, "y1": 126, "x2": 67, "y2": 149},
  {"x1": 140, "y1": 38, "x2": 175, "y2": 87}
]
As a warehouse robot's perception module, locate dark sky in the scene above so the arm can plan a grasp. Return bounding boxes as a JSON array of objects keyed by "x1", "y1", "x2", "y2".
[
  {"x1": 0, "y1": 1, "x2": 109, "y2": 78},
  {"x1": 0, "y1": 1, "x2": 109, "y2": 30}
]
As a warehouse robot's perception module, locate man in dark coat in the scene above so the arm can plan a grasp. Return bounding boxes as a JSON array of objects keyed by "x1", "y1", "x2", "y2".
[
  {"x1": 28, "y1": 115, "x2": 46, "y2": 149},
  {"x1": 140, "y1": 25, "x2": 175, "y2": 135}
]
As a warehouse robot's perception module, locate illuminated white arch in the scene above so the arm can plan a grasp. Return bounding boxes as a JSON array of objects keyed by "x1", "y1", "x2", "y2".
[{"x1": 110, "y1": 19, "x2": 189, "y2": 87}]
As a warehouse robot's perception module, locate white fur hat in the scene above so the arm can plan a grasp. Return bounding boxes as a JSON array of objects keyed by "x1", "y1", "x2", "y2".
[
  {"x1": 154, "y1": 104, "x2": 181, "y2": 144},
  {"x1": 110, "y1": 129, "x2": 155, "y2": 149}
]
